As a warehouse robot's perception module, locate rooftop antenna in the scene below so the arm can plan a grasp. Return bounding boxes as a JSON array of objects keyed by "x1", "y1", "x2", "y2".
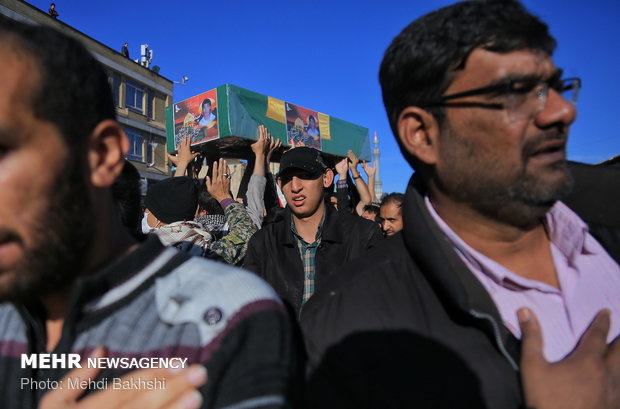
[{"x1": 139, "y1": 44, "x2": 153, "y2": 68}]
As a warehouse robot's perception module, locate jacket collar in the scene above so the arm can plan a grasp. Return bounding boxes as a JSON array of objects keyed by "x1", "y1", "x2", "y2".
[{"x1": 402, "y1": 174, "x2": 516, "y2": 352}]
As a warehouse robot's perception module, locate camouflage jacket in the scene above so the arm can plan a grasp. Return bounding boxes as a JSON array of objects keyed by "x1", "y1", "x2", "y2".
[
  {"x1": 152, "y1": 203, "x2": 257, "y2": 265},
  {"x1": 208, "y1": 202, "x2": 257, "y2": 265}
]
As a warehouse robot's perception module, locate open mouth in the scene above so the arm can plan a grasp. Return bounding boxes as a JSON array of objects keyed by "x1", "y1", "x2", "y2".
[{"x1": 292, "y1": 195, "x2": 306, "y2": 206}]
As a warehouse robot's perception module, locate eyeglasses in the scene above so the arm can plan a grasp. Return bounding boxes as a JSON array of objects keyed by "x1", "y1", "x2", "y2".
[{"x1": 424, "y1": 76, "x2": 581, "y2": 122}]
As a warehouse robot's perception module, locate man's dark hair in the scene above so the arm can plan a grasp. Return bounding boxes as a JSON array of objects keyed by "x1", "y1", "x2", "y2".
[
  {"x1": 198, "y1": 183, "x2": 225, "y2": 216},
  {"x1": 380, "y1": 193, "x2": 405, "y2": 213},
  {"x1": 0, "y1": 15, "x2": 115, "y2": 157},
  {"x1": 202, "y1": 98, "x2": 212, "y2": 109},
  {"x1": 379, "y1": 0, "x2": 556, "y2": 168},
  {"x1": 362, "y1": 204, "x2": 380, "y2": 216}
]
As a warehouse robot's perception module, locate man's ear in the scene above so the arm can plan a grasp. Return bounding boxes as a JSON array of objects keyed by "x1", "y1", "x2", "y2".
[
  {"x1": 397, "y1": 107, "x2": 440, "y2": 166},
  {"x1": 88, "y1": 119, "x2": 129, "y2": 188},
  {"x1": 323, "y1": 168, "x2": 335, "y2": 188}
]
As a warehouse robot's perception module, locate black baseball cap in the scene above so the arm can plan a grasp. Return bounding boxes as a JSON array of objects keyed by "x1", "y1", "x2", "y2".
[{"x1": 279, "y1": 147, "x2": 328, "y2": 177}]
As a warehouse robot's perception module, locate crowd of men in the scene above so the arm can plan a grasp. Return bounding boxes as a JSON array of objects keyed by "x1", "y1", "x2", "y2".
[{"x1": 0, "y1": 0, "x2": 619, "y2": 408}]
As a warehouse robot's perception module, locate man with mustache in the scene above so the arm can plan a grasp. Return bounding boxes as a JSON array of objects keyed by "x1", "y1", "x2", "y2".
[
  {"x1": 301, "y1": 1, "x2": 620, "y2": 408},
  {"x1": 377, "y1": 192, "x2": 404, "y2": 237},
  {"x1": 0, "y1": 15, "x2": 299, "y2": 409}
]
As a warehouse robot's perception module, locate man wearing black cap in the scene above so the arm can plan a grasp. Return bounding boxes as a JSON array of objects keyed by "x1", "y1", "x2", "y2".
[{"x1": 243, "y1": 147, "x2": 383, "y2": 317}]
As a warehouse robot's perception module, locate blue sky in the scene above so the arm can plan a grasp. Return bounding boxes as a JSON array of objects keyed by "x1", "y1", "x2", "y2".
[{"x1": 31, "y1": 0, "x2": 620, "y2": 194}]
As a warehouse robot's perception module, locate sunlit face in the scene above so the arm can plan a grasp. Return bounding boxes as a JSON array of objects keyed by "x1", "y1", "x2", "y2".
[
  {"x1": 0, "y1": 44, "x2": 93, "y2": 301},
  {"x1": 379, "y1": 201, "x2": 403, "y2": 236},
  {"x1": 430, "y1": 48, "x2": 577, "y2": 225},
  {"x1": 278, "y1": 168, "x2": 333, "y2": 219}
]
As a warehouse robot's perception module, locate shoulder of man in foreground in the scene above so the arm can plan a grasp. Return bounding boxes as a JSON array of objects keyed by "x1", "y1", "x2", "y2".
[
  {"x1": 0, "y1": 239, "x2": 303, "y2": 409},
  {"x1": 299, "y1": 234, "x2": 465, "y2": 409},
  {"x1": 298, "y1": 227, "x2": 524, "y2": 409},
  {"x1": 300, "y1": 228, "x2": 402, "y2": 298},
  {"x1": 565, "y1": 161, "x2": 620, "y2": 226},
  {"x1": 153, "y1": 248, "x2": 303, "y2": 409},
  {"x1": 300, "y1": 233, "x2": 408, "y2": 350},
  {"x1": 564, "y1": 161, "x2": 620, "y2": 265},
  {"x1": 356, "y1": 216, "x2": 384, "y2": 247},
  {"x1": 323, "y1": 204, "x2": 384, "y2": 248}
]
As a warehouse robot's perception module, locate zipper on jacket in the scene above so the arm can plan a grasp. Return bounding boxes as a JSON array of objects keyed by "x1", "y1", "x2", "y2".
[{"x1": 469, "y1": 309, "x2": 519, "y2": 371}]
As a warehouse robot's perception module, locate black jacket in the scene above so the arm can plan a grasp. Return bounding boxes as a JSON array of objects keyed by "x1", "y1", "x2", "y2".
[
  {"x1": 300, "y1": 164, "x2": 620, "y2": 409},
  {"x1": 244, "y1": 203, "x2": 383, "y2": 317}
]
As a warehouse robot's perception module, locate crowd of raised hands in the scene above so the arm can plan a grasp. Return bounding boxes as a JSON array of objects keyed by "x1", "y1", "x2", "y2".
[{"x1": 333, "y1": 150, "x2": 377, "y2": 215}]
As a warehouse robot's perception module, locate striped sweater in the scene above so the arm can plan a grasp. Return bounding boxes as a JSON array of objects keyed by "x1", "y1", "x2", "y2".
[{"x1": 0, "y1": 235, "x2": 300, "y2": 409}]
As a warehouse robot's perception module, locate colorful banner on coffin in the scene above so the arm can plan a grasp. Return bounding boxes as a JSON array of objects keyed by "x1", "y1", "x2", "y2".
[
  {"x1": 167, "y1": 84, "x2": 370, "y2": 161},
  {"x1": 172, "y1": 88, "x2": 219, "y2": 149}
]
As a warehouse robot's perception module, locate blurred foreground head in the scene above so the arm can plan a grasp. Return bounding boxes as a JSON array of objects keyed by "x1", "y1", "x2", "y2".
[{"x1": 0, "y1": 15, "x2": 128, "y2": 301}]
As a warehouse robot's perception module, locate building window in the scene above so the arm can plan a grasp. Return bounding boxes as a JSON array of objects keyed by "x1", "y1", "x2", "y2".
[
  {"x1": 112, "y1": 73, "x2": 121, "y2": 107},
  {"x1": 147, "y1": 90, "x2": 154, "y2": 119},
  {"x1": 145, "y1": 136, "x2": 154, "y2": 164},
  {"x1": 125, "y1": 80, "x2": 144, "y2": 113},
  {"x1": 125, "y1": 128, "x2": 143, "y2": 161}
]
